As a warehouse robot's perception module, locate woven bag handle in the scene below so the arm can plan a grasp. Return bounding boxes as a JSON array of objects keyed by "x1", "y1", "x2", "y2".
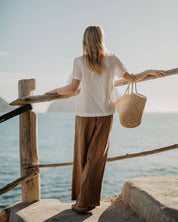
[
  {"x1": 131, "y1": 74, "x2": 138, "y2": 94},
  {"x1": 124, "y1": 74, "x2": 138, "y2": 95},
  {"x1": 124, "y1": 83, "x2": 130, "y2": 95}
]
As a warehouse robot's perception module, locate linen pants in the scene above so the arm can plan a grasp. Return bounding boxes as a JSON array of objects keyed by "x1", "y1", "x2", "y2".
[{"x1": 71, "y1": 114, "x2": 113, "y2": 207}]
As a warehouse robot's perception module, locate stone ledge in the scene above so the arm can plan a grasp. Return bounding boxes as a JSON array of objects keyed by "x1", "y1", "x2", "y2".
[
  {"x1": 1, "y1": 176, "x2": 177, "y2": 222},
  {"x1": 0, "y1": 197, "x2": 144, "y2": 222},
  {"x1": 121, "y1": 176, "x2": 178, "y2": 222}
]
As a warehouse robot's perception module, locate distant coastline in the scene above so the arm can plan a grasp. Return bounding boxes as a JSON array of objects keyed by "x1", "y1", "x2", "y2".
[
  {"x1": 47, "y1": 88, "x2": 120, "y2": 112},
  {"x1": 0, "y1": 97, "x2": 17, "y2": 112}
]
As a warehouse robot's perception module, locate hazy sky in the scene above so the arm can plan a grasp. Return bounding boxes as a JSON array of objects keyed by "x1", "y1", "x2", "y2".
[{"x1": 0, "y1": 0, "x2": 178, "y2": 112}]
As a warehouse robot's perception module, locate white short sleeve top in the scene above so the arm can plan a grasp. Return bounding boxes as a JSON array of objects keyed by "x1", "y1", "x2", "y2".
[{"x1": 72, "y1": 54, "x2": 127, "y2": 117}]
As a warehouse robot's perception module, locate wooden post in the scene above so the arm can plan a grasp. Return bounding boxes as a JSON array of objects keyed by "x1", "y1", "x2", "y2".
[{"x1": 19, "y1": 79, "x2": 40, "y2": 202}]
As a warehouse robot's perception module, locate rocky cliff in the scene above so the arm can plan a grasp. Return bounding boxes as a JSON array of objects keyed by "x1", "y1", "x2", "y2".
[
  {"x1": 47, "y1": 88, "x2": 120, "y2": 112},
  {"x1": 0, "y1": 97, "x2": 15, "y2": 113}
]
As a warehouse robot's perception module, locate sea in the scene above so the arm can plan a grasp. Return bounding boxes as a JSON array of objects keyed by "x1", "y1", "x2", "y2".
[{"x1": 0, "y1": 112, "x2": 178, "y2": 211}]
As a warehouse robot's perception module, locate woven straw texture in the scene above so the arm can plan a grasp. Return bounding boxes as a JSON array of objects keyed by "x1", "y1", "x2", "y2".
[{"x1": 115, "y1": 74, "x2": 147, "y2": 128}]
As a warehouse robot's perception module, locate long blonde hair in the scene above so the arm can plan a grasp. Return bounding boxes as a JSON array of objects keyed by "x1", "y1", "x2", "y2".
[{"x1": 82, "y1": 26, "x2": 106, "y2": 75}]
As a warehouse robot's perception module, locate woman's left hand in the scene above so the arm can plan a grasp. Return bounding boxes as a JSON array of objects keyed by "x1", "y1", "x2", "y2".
[{"x1": 145, "y1": 69, "x2": 167, "y2": 78}]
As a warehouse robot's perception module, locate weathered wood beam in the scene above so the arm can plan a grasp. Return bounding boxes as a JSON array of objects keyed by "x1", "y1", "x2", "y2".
[
  {"x1": 10, "y1": 90, "x2": 80, "y2": 106},
  {"x1": 24, "y1": 144, "x2": 178, "y2": 169},
  {"x1": 10, "y1": 68, "x2": 178, "y2": 106},
  {"x1": 19, "y1": 79, "x2": 40, "y2": 203},
  {"x1": 107, "y1": 144, "x2": 178, "y2": 162},
  {"x1": 0, "y1": 144, "x2": 177, "y2": 194},
  {"x1": 0, "y1": 169, "x2": 39, "y2": 195},
  {"x1": 24, "y1": 161, "x2": 73, "y2": 168},
  {"x1": 114, "y1": 67, "x2": 178, "y2": 87}
]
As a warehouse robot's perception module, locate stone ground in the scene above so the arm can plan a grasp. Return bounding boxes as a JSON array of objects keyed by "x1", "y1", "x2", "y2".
[
  {"x1": 0, "y1": 176, "x2": 177, "y2": 222},
  {"x1": 0, "y1": 196, "x2": 144, "y2": 222},
  {"x1": 122, "y1": 176, "x2": 178, "y2": 222}
]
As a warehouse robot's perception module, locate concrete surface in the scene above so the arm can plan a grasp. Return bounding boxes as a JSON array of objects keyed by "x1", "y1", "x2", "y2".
[
  {"x1": 1, "y1": 176, "x2": 177, "y2": 222},
  {"x1": 0, "y1": 197, "x2": 144, "y2": 222},
  {"x1": 122, "y1": 176, "x2": 178, "y2": 222}
]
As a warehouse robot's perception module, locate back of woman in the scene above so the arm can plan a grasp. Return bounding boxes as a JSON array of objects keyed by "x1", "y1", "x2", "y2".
[
  {"x1": 70, "y1": 26, "x2": 127, "y2": 212},
  {"x1": 72, "y1": 26, "x2": 127, "y2": 117},
  {"x1": 45, "y1": 25, "x2": 166, "y2": 214}
]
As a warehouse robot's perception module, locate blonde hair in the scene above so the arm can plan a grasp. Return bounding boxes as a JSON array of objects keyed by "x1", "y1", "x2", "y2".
[{"x1": 82, "y1": 26, "x2": 106, "y2": 75}]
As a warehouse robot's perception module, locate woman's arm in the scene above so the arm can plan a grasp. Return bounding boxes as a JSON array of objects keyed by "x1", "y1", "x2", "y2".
[
  {"x1": 44, "y1": 79, "x2": 81, "y2": 95},
  {"x1": 122, "y1": 70, "x2": 167, "y2": 83}
]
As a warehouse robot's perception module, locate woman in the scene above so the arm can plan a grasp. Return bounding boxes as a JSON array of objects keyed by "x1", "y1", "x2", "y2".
[{"x1": 45, "y1": 26, "x2": 166, "y2": 213}]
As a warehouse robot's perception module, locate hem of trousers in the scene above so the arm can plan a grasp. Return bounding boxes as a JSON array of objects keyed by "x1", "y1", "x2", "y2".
[
  {"x1": 76, "y1": 201, "x2": 100, "y2": 208},
  {"x1": 71, "y1": 197, "x2": 100, "y2": 207}
]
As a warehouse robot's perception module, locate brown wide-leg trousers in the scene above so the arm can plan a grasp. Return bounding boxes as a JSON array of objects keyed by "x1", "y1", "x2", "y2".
[{"x1": 71, "y1": 114, "x2": 113, "y2": 207}]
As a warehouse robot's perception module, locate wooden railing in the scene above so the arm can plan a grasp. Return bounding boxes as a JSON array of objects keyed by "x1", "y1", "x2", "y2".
[
  {"x1": 0, "y1": 68, "x2": 178, "y2": 204},
  {"x1": 10, "y1": 68, "x2": 178, "y2": 106}
]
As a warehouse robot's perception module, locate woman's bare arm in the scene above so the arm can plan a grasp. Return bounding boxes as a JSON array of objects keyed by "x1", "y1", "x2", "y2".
[
  {"x1": 44, "y1": 79, "x2": 81, "y2": 95},
  {"x1": 122, "y1": 70, "x2": 167, "y2": 83}
]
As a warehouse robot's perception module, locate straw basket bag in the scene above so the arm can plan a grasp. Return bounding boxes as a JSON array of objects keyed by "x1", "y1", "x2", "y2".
[{"x1": 115, "y1": 74, "x2": 147, "y2": 128}]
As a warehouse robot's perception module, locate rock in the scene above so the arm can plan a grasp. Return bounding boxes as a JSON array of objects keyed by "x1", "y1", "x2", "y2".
[
  {"x1": 0, "y1": 197, "x2": 144, "y2": 222},
  {"x1": 47, "y1": 88, "x2": 120, "y2": 112},
  {"x1": 121, "y1": 176, "x2": 178, "y2": 222},
  {"x1": 0, "y1": 97, "x2": 16, "y2": 113},
  {"x1": 47, "y1": 96, "x2": 78, "y2": 112},
  {"x1": 2, "y1": 176, "x2": 177, "y2": 222}
]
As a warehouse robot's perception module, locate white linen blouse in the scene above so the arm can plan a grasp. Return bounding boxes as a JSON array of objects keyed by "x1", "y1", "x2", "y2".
[{"x1": 72, "y1": 54, "x2": 127, "y2": 117}]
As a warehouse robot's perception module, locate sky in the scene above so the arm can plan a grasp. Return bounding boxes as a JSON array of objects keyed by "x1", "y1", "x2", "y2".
[{"x1": 0, "y1": 0, "x2": 178, "y2": 112}]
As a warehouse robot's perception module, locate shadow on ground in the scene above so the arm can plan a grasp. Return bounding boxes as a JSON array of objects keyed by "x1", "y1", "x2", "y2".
[
  {"x1": 42, "y1": 195, "x2": 145, "y2": 222},
  {"x1": 44, "y1": 209, "x2": 92, "y2": 222},
  {"x1": 1, "y1": 196, "x2": 145, "y2": 222},
  {"x1": 98, "y1": 195, "x2": 145, "y2": 222}
]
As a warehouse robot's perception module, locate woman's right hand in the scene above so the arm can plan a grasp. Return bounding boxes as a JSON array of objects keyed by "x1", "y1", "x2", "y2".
[{"x1": 144, "y1": 69, "x2": 167, "y2": 78}]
